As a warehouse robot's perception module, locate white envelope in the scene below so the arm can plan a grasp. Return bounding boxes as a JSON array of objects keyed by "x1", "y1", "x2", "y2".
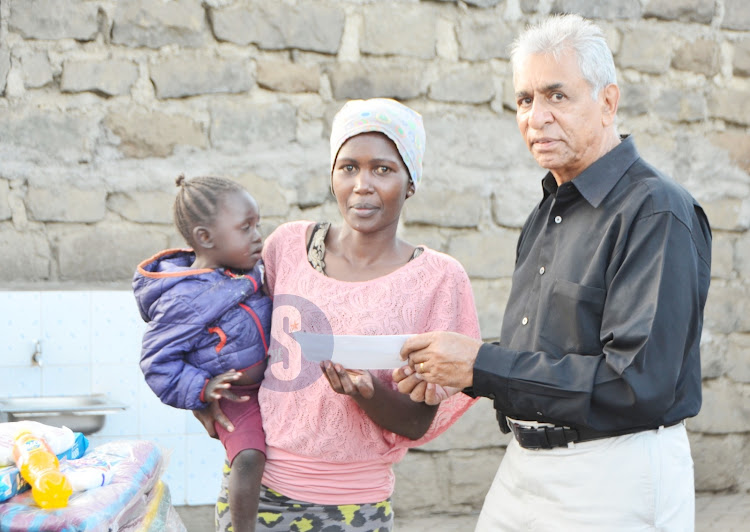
[{"x1": 292, "y1": 332, "x2": 413, "y2": 370}]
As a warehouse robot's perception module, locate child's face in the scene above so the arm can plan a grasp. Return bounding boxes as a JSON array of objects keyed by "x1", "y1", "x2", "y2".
[{"x1": 209, "y1": 190, "x2": 263, "y2": 271}]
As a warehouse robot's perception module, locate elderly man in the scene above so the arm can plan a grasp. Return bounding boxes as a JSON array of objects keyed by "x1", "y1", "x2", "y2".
[{"x1": 397, "y1": 14, "x2": 711, "y2": 531}]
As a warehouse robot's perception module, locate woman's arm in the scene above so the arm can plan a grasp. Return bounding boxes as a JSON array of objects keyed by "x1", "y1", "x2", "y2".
[{"x1": 321, "y1": 361, "x2": 438, "y2": 440}]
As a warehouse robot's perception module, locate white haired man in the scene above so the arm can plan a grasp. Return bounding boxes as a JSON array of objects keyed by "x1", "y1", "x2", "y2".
[{"x1": 396, "y1": 14, "x2": 711, "y2": 531}]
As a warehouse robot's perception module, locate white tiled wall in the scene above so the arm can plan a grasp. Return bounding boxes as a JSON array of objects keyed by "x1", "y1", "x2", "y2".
[{"x1": 0, "y1": 290, "x2": 226, "y2": 506}]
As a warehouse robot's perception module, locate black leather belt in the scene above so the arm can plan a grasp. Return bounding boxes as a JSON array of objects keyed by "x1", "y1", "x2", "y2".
[{"x1": 508, "y1": 419, "x2": 683, "y2": 450}]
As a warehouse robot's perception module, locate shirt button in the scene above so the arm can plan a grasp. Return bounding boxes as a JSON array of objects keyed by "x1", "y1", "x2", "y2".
[
  {"x1": 554, "y1": 216, "x2": 562, "y2": 224},
  {"x1": 522, "y1": 317, "x2": 529, "y2": 325},
  {"x1": 539, "y1": 266, "x2": 545, "y2": 275}
]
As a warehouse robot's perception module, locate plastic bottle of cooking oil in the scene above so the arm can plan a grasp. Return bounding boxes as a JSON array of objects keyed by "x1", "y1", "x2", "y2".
[{"x1": 12, "y1": 430, "x2": 73, "y2": 509}]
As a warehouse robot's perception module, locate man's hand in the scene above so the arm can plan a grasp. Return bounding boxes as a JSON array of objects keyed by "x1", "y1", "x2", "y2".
[
  {"x1": 399, "y1": 331, "x2": 482, "y2": 390},
  {"x1": 192, "y1": 401, "x2": 232, "y2": 438},
  {"x1": 204, "y1": 369, "x2": 250, "y2": 402},
  {"x1": 321, "y1": 361, "x2": 375, "y2": 399},
  {"x1": 393, "y1": 366, "x2": 457, "y2": 405}
]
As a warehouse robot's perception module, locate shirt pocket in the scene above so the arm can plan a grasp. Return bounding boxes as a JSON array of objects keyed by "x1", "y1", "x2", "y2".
[{"x1": 539, "y1": 278, "x2": 606, "y2": 355}]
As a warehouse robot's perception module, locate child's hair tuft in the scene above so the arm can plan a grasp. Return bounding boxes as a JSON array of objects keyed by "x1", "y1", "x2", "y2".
[{"x1": 173, "y1": 175, "x2": 244, "y2": 247}]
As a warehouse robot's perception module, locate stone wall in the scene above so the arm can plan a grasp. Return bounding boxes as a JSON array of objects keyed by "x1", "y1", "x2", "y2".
[{"x1": 1, "y1": 0, "x2": 749, "y2": 513}]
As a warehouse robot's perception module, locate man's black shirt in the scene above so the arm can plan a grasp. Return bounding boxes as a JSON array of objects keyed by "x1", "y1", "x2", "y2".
[{"x1": 472, "y1": 136, "x2": 712, "y2": 433}]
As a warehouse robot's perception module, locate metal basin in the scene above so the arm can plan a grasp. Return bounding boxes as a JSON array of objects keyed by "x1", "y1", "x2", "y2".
[{"x1": 0, "y1": 394, "x2": 127, "y2": 435}]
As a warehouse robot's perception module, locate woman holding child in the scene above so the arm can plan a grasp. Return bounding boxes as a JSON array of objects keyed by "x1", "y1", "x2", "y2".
[{"x1": 197, "y1": 98, "x2": 479, "y2": 531}]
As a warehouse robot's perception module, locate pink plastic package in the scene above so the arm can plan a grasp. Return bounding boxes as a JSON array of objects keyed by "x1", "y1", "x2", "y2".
[{"x1": 0, "y1": 439, "x2": 180, "y2": 532}]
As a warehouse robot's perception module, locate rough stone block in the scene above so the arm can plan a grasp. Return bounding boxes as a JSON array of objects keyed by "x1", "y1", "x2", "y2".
[
  {"x1": 734, "y1": 37, "x2": 750, "y2": 76},
  {"x1": 722, "y1": 0, "x2": 750, "y2": 31},
  {"x1": 471, "y1": 278, "x2": 513, "y2": 339},
  {"x1": 151, "y1": 54, "x2": 253, "y2": 99},
  {"x1": 690, "y1": 432, "x2": 746, "y2": 491},
  {"x1": 52, "y1": 224, "x2": 169, "y2": 282},
  {"x1": 210, "y1": 2, "x2": 344, "y2": 54},
  {"x1": 672, "y1": 38, "x2": 721, "y2": 76},
  {"x1": 107, "y1": 191, "x2": 175, "y2": 224},
  {"x1": 702, "y1": 198, "x2": 745, "y2": 231},
  {"x1": 457, "y1": 13, "x2": 515, "y2": 61},
  {"x1": 429, "y1": 64, "x2": 494, "y2": 104},
  {"x1": 710, "y1": 130, "x2": 750, "y2": 174},
  {"x1": 551, "y1": 0, "x2": 641, "y2": 20},
  {"x1": 690, "y1": 378, "x2": 750, "y2": 433},
  {"x1": 703, "y1": 281, "x2": 748, "y2": 335},
  {"x1": 0, "y1": 111, "x2": 96, "y2": 163},
  {"x1": 654, "y1": 88, "x2": 706, "y2": 122},
  {"x1": 111, "y1": 0, "x2": 207, "y2": 49},
  {"x1": 295, "y1": 174, "x2": 329, "y2": 209},
  {"x1": 421, "y1": 399, "x2": 510, "y2": 452},
  {"x1": 209, "y1": 102, "x2": 297, "y2": 151},
  {"x1": 0, "y1": 49, "x2": 9, "y2": 94},
  {"x1": 727, "y1": 334, "x2": 750, "y2": 383},
  {"x1": 0, "y1": 181, "x2": 11, "y2": 221},
  {"x1": 403, "y1": 187, "x2": 482, "y2": 228},
  {"x1": 0, "y1": 227, "x2": 51, "y2": 282},
  {"x1": 329, "y1": 61, "x2": 425, "y2": 100},
  {"x1": 448, "y1": 228, "x2": 519, "y2": 278},
  {"x1": 618, "y1": 82, "x2": 651, "y2": 116},
  {"x1": 644, "y1": 0, "x2": 714, "y2": 23},
  {"x1": 392, "y1": 451, "x2": 445, "y2": 512},
  {"x1": 234, "y1": 173, "x2": 290, "y2": 218},
  {"x1": 709, "y1": 232, "x2": 735, "y2": 280},
  {"x1": 735, "y1": 232, "x2": 750, "y2": 274},
  {"x1": 424, "y1": 110, "x2": 529, "y2": 175},
  {"x1": 700, "y1": 330, "x2": 729, "y2": 379},
  {"x1": 61, "y1": 59, "x2": 139, "y2": 97},
  {"x1": 447, "y1": 448, "x2": 504, "y2": 508},
  {"x1": 104, "y1": 109, "x2": 207, "y2": 158},
  {"x1": 709, "y1": 88, "x2": 750, "y2": 126},
  {"x1": 361, "y1": 5, "x2": 436, "y2": 59},
  {"x1": 399, "y1": 225, "x2": 447, "y2": 253},
  {"x1": 9, "y1": 0, "x2": 98, "y2": 41},
  {"x1": 26, "y1": 187, "x2": 106, "y2": 223},
  {"x1": 465, "y1": 0, "x2": 502, "y2": 6},
  {"x1": 256, "y1": 61, "x2": 319, "y2": 93},
  {"x1": 520, "y1": 0, "x2": 539, "y2": 12},
  {"x1": 618, "y1": 27, "x2": 672, "y2": 74},
  {"x1": 19, "y1": 50, "x2": 53, "y2": 89}
]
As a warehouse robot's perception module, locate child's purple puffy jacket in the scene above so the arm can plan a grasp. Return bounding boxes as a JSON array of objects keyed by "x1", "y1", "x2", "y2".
[{"x1": 133, "y1": 249, "x2": 272, "y2": 411}]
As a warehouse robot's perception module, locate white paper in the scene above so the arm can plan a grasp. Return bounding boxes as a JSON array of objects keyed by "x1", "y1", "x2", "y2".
[{"x1": 292, "y1": 332, "x2": 413, "y2": 370}]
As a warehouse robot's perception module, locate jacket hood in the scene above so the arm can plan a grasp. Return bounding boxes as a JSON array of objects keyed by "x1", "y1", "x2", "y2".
[{"x1": 133, "y1": 249, "x2": 208, "y2": 322}]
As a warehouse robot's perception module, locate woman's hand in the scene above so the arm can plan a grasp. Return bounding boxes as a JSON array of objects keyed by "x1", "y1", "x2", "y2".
[
  {"x1": 320, "y1": 361, "x2": 375, "y2": 399},
  {"x1": 192, "y1": 401, "x2": 233, "y2": 439}
]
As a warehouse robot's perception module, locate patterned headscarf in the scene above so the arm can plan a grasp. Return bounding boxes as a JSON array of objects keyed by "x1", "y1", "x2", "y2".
[{"x1": 330, "y1": 98, "x2": 426, "y2": 191}]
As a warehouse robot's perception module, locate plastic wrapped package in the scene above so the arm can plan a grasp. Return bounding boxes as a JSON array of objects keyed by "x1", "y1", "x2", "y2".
[
  {"x1": 0, "y1": 423, "x2": 89, "y2": 503},
  {"x1": 118, "y1": 481, "x2": 186, "y2": 532},
  {"x1": 0, "y1": 440, "x2": 183, "y2": 532},
  {"x1": 0, "y1": 423, "x2": 78, "y2": 467}
]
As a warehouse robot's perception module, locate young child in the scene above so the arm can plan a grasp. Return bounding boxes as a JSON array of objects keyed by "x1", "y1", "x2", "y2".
[{"x1": 133, "y1": 175, "x2": 271, "y2": 532}]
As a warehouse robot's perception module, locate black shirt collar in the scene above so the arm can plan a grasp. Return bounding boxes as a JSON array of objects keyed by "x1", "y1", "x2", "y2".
[{"x1": 540, "y1": 135, "x2": 640, "y2": 208}]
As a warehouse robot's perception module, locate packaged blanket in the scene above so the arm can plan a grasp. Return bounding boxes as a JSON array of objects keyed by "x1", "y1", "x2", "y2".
[
  {"x1": 0, "y1": 423, "x2": 88, "y2": 503},
  {"x1": 0, "y1": 440, "x2": 167, "y2": 532}
]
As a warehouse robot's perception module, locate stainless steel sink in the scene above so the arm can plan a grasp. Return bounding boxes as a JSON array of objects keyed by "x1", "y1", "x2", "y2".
[{"x1": 0, "y1": 394, "x2": 127, "y2": 434}]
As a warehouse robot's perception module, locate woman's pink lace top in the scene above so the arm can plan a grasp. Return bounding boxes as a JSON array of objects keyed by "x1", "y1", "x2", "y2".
[{"x1": 258, "y1": 221, "x2": 481, "y2": 504}]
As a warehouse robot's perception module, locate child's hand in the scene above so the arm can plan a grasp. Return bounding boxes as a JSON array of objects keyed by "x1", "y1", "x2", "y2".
[{"x1": 204, "y1": 369, "x2": 251, "y2": 403}]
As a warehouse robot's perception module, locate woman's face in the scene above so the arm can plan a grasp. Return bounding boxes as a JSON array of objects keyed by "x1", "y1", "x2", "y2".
[{"x1": 331, "y1": 132, "x2": 413, "y2": 234}]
